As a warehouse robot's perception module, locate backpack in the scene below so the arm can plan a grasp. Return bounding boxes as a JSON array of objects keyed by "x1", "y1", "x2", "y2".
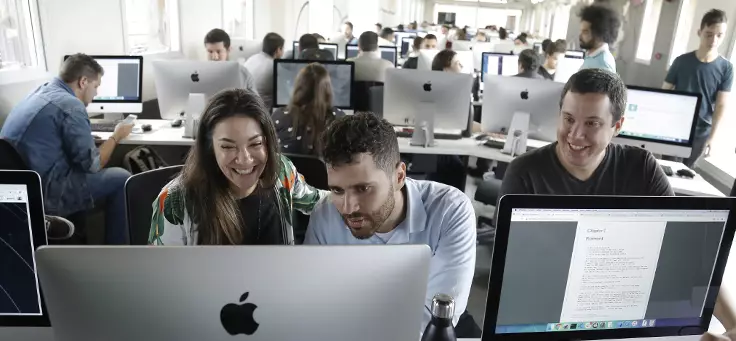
[{"x1": 123, "y1": 146, "x2": 168, "y2": 174}]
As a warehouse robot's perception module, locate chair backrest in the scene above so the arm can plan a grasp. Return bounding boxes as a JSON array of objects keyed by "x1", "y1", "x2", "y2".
[
  {"x1": 125, "y1": 165, "x2": 183, "y2": 245},
  {"x1": 353, "y1": 81, "x2": 384, "y2": 112},
  {"x1": 0, "y1": 139, "x2": 29, "y2": 170},
  {"x1": 283, "y1": 153, "x2": 328, "y2": 190},
  {"x1": 368, "y1": 85, "x2": 384, "y2": 116}
]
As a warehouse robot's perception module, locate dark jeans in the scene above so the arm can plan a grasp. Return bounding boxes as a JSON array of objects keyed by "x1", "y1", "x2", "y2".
[
  {"x1": 86, "y1": 167, "x2": 131, "y2": 244},
  {"x1": 664, "y1": 124, "x2": 711, "y2": 168}
]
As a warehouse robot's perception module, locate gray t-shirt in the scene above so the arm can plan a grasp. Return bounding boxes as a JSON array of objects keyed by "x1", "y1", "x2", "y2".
[
  {"x1": 665, "y1": 52, "x2": 733, "y2": 126},
  {"x1": 500, "y1": 142, "x2": 674, "y2": 197}
]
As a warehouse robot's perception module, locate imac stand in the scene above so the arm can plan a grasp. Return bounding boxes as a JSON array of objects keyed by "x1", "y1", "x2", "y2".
[
  {"x1": 502, "y1": 112, "x2": 529, "y2": 157},
  {"x1": 410, "y1": 102, "x2": 436, "y2": 147},
  {"x1": 183, "y1": 93, "x2": 206, "y2": 138}
]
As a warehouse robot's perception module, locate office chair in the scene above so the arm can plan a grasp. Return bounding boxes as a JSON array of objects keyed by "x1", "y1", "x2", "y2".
[
  {"x1": 353, "y1": 81, "x2": 384, "y2": 112},
  {"x1": 0, "y1": 138, "x2": 28, "y2": 170},
  {"x1": 124, "y1": 165, "x2": 183, "y2": 245},
  {"x1": 283, "y1": 153, "x2": 328, "y2": 244},
  {"x1": 368, "y1": 85, "x2": 384, "y2": 116}
]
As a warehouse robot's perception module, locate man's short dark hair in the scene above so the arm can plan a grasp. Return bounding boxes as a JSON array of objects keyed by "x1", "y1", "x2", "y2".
[
  {"x1": 424, "y1": 34, "x2": 437, "y2": 41},
  {"x1": 545, "y1": 39, "x2": 567, "y2": 56},
  {"x1": 515, "y1": 35, "x2": 527, "y2": 44},
  {"x1": 204, "y1": 28, "x2": 231, "y2": 48},
  {"x1": 60, "y1": 53, "x2": 104, "y2": 83},
  {"x1": 499, "y1": 27, "x2": 508, "y2": 40},
  {"x1": 262, "y1": 32, "x2": 285, "y2": 57},
  {"x1": 376, "y1": 23, "x2": 383, "y2": 30},
  {"x1": 541, "y1": 39, "x2": 552, "y2": 52},
  {"x1": 312, "y1": 33, "x2": 325, "y2": 41},
  {"x1": 431, "y1": 49, "x2": 457, "y2": 71},
  {"x1": 358, "y1": 31, "x2": 379, "y2": 52},
  {"x1": 518, "y1": 49, "x2": 540, "y2": 72},
  {"x1": 380, "y1": 27, "x2": 394, "y2": 40},
  {"x1": 701, "y1": 9, "x2": 728, "y2": 29},
  {"x1": 579, "y1": 5, "x2": 622, "y2": 45},
  {"x1": 299, "y1": 33, "x2": 319, "y2": 51},
  {"x1": 322, "y1": 113, "x2": 400, "y2": 173},
  {"x1": 560, "y1": 68, "x2": 626, "y2": 124},
  {"x1": 344, "y1": 21, "x2": 354, "y2": 30}
]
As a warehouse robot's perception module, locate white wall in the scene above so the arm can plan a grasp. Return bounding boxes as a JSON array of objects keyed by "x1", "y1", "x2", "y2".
[{"x1": 685, "y1": 0, "x2": 736, "y2": 56}]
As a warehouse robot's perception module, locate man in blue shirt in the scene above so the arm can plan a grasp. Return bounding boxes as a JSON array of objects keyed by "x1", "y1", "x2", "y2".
[
  {"x1": 0, "y1": 54, "x2": 134, "y2": 244},
  {"x1": 578, "y1": 4, "x2": 620, "y2": 73},
  {"x1": 305, "y1": 113, "x2": 477, "y2": 332},
  {"x1": 663, "y1": 9, "x2": 733, "y2": 167}
]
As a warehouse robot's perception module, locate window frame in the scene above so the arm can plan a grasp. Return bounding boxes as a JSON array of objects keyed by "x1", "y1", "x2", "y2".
[
  {"x1": 0, "y1": 0, "x2": 46, "y2": 72},
  {"x1": 120, "y1": 0, "x2": 182, "y2": 55},
  {"x1": 222, "y1": 0, "x2": 254, "y2": 40},
  {"x1": 635, "y1": 0, "x2": 664, "y2": 65}
]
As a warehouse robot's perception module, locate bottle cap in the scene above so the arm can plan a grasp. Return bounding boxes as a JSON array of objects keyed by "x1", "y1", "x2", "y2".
[{"x1": 431, "y1": 293, "x2": 455, "y2": 319}]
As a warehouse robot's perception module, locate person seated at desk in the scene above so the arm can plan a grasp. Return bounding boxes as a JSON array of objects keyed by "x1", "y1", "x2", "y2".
[
  {"x1": 541, "y1": 38, "x2": 552, "y2": 54},
  {"x1": 499, "y1": 27, "x2": 510, "y2": 41},
  {"x1": 500, "y1": 68, "x2": 673, "y2": 198},
  {"x1": 339, "y1": 21, "x2": 358, "y2": 45},
  {"x1": 244, "y1": 32, "x2": 285, "y2": 109},
  {"x1": 312, "y1": 33, "x2": 327, "y2": 43},
  {"x1": 304, "y1": 113, "x2": 477, "y2": 331},
  {"x1": 375, "y1": 23, "x2": 383, "y2": 34},
  {"x1": 514, "y1": 49, "x2": 544, "y2": 79},
  {"x1": 348, "y1": 31, "x2": 394, "y2": 83},
  {"x1": 514, "y1": 34, "x2": 527, "y2": 46},
  {"x1": 273, "y1": 63, "x2": 345, "y2": 155},
  {"x1": 379, "y1": 27, "x2": 395, "y2": 46},
  {"x1": 148, "y1": 89, "x2": 326, "y2": 246},
  {"x1": 0, "y1": 53, "x2": 134, "y2": 244},
  {"x1": 298, "y1": 33, "x2": 334, "y2": 61},
  {"x1": 431, "y1": 49, "x2": 463, "y2": 73},
  {"x1": 538, "y1": 39, "x2": 567, "y2": 80},
  {"x1": 475, "y1": 31, "x2": 487, "y2": 42},
  {"x1": 204, "y1": 28, "x2": 259, "y2": 94},
  {"x1": 402, "y1": 36, "x2": 424, "y2": 70}
]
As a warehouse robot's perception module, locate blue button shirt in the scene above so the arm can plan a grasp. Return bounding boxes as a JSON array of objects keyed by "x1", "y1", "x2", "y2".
[
  {"x1": 0, "y1": 77, "x2": 100, "y2": 216},
  {"x1": 305, "y1": 178, "x2": 477, "y2": 331},
  {"x1": 580, "y1": 43, "x2": 617, "y2": 73}
]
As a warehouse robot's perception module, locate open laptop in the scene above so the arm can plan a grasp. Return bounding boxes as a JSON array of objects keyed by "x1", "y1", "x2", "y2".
[
  {"x1": 484, "y1": 194, "x2": 736, "y2": 341},
  {"x1": 36, "y1": 245, "x2": 430, "y2": 341},
  {"x1": 0, "y1": 170, "x2": 53, "y2": 341}
]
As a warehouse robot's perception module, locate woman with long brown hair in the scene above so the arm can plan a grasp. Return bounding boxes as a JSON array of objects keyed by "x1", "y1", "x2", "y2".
[
  {"x1": 148, "y1": 88, "x2": 326, "y2": 245},
  {"x1": 272, "y1": 63, "x2": 345, "y2": 156}
]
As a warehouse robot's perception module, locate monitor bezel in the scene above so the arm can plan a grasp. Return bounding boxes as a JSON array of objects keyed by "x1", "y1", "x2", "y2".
[
  {"x1": 63, "y1": 55, "x2": 144, "y2": 104},
  {"x1": 616, "y1": 85, "x2": 703, "y2": 149},
  {"x1": 484, "y1": 194, "x2": 736, "y2": 341},
  {"x1": 272, "y1": 59, "x2": 356, "y2": 110},
  {"x1": 0, "y1": 170, "x2": 50, "y2": 327},
  {"x1": 480, "y1": 51, "x2": 513, "y2": 82}
]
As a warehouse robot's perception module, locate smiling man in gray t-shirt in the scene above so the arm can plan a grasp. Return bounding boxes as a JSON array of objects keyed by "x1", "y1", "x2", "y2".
[{"x1": 500, "y1": 68, "x2": 673, "y2": 198}]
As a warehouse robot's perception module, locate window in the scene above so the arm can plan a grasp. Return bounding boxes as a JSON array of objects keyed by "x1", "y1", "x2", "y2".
[
  {"x1": 122, "y1": 0, "x2": 180, "y2": 55},
  {"x1": 635, "y1": 0, "x2": 663, "y2": 63},
  {"x1": 0, "y1": 0, "x2": 45, "y2": 70},
  {"x1": 223, "y1": 0, "x2": 254, "y2": 40},
  {"x1": 434, "y1": 3, "x2": 521, "y2": 31},
  {"x1": 668, "y1": 0, "x2": 695, "y2": 66}
]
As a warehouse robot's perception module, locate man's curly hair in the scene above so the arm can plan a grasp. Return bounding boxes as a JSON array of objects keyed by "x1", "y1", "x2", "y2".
[
  {"x1": 321, "y1": 113, "x2": 400, "y2": 173},
  {"x1": 579, "y1": 4, "x2": 622, "y2": 45}
]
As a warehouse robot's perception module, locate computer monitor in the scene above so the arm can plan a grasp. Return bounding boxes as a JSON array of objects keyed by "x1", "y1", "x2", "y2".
[
  {"x1": 493, "y1": 42, "x2": 516, "y2": 54},
  {"x1": 344, "y1": 45, "x2": 397, "y2": 66},
  {"x1": 400, "y1": 36, "x2": 414, "y2": 58},
  {"x1": 472, "y1": 42, "x2": 494, "y2": 71},
  {"x1": 229, "y1": 39, "x2": 262, "y2": 63},
  {"x1": 152, "y1": 60, "x2": 242, "y2": 120},
  {"x1": 273, "y1": 60, "x2": 354, "y2": 109},
  {"x1": 482, "y1": 75, "x2": 565, "y2": 142},
  {"x1": 480, "y1": 52, "x2": 518, "y2": 81},
  {"x1": 455, "y1": 50, "x2": 474, "y2": 74},
  {"x1": 533, "y1": 42, "x2": 543, "y2": 54},
  {"x1": 395, "y1": 32, "x2": 417, "y2": 47},
  {"x1": 486, "y1": 194, "x2": 736, "y2": 341},
  {"x1": 451, "y1": 40, "x2": 473, "y2": 52},
  {"x1": 383, "y1": 68, "x2": 473, "y2": 132},
  {"x1": 291, "y1": 42, "x2": 338, "y2": 60},
  {"x1": 0, "y1": 171, "x2": 49, "y2": 329},
  {"x1": 613, "y1": 86, "x2": 702, "y2": 158},
  {"x1": 417, "y1": 49, "x2": 440, "y2": 70},
  {"x1": 566, "y1": 49, "x2": 585, "y2": 58},
  {"x1": 64, "y1": 55, "x2": 143, "y2": 115},
  {"x1": 553, "y1": 56, "x2": 585, "y2": 83}
]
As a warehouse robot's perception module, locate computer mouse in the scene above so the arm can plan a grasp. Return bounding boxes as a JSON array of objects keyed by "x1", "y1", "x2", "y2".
[
  {"x1": 475, "y1": 134, "x2": 489, "y2": 141},
  {"x1": 677, "y1": 169, "x2": 695, "y2": 178},
  {"x1": 171, "y1": 119, "x2": 183, "y2": 128},
  {"x1": 92, "y1": 134, "x2": 102, "y2": 140},
  {"x1": 142, "y1": 124, "x2": 152, "y2": 132}
]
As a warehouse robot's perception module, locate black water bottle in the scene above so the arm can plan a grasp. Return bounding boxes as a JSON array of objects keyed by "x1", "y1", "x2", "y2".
[{"x1": 421, "y1": 294, "x2": 457, "y2": 341}]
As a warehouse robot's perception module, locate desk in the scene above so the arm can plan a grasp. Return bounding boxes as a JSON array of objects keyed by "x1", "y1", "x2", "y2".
[{"x1": 96, "y1": 120, "x2": 724, "y2": 197}]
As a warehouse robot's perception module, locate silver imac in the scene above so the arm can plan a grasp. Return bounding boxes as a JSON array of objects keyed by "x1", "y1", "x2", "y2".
[
  {"x1": 613, "y1": 86, "x2": 702, "y2": 158},
  {"x1": 273, "y1": 60, "x2": 355, "y2": 109},
  {"x1": 481, "y1": 52, "x2": 518, "y2": 81},
  {"x1": 383, "y1": 68, "x2": 473, "y2": 132},
  {"x1": 417, "y1": 49, "x2": 440, "y2": 70},
  {"x1": 482, "y1": 75, "x2": 565, "y2": 142},
  {"x1": 554, "y1": 55, "x2": 585, "y2": 83},
  {"x1": 229, "y1": 38, "x2": 262, "y2": 63},
  {"x1": 152, "y1": 60, "x2": 242, "y2": 120},
  {"x1": 455, "y1": 50, "x2": 474, "y2": 74},
  {"x1": 64, "y1": 55, "x2": 143, "y2": 115}
]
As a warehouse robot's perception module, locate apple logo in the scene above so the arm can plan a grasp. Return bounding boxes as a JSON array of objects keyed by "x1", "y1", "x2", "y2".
[
  {"x1": 190, "y1": 72, "x2": 200, "y2": 83},
  {"x1": 239, "y1": 46, "x2": 244, "y2": 51},
  {"x1": 423, "y1": 82, "x2": 432, "y2": 92},
  {"x1": 520, "y1": 89, "x2": 529, "y2": 100},
  {"x1": 220, "y1": 292, "x2": 259, "y2": 336}
]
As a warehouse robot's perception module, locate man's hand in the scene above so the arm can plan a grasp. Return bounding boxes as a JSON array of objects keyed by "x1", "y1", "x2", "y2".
[{"x1": 112, "y1": 122, "x2": 134, "y2": 141}]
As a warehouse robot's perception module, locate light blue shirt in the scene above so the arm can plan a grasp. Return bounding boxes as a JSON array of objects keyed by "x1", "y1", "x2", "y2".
[
  {"x1": 580, "y1": 43, "x2": 617, "y2": 73},
  {"x1": 305, "y1": 178, "x2": 477, "y2": 330}
]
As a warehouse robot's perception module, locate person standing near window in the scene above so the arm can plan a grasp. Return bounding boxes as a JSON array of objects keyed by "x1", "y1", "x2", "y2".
[
  {"x1": 578, "y1": 4, "x2": 620, "y2": 73},
  {"x1": 663, "y1": 9, "x2": 733, "y2": 167}
]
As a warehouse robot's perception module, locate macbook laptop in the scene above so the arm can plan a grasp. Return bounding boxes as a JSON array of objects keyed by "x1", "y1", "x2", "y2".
[
  {"x1": 484, "y1": 195, "x2": 736, "y2": 341},
  {"x1": 36, "y1": 245, "x2": 431, "y2": 341},
  {"x1": 0, "y1": 170, "x2": 52, "y2": 341}
]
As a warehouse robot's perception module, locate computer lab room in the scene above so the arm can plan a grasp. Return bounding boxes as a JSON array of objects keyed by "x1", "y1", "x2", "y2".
[{"x1": 4, "y1": 0, "x2": 736, "y2": 340}]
